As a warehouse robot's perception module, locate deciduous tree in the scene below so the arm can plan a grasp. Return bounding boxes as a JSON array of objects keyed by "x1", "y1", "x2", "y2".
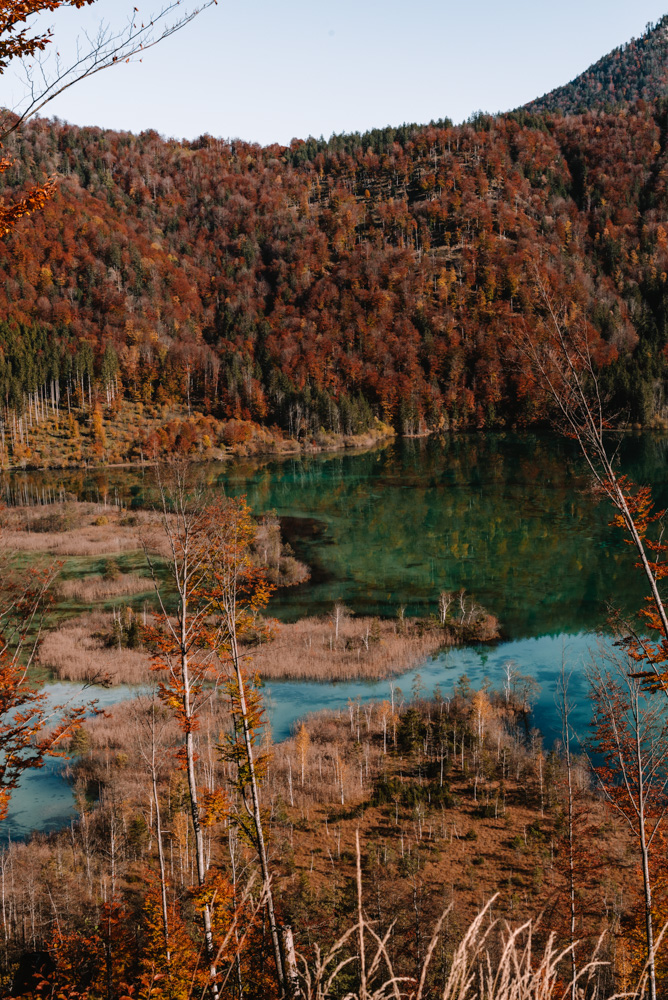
[
  {"x1": 0, "y1": 0, "x2": 217, "y2": 238},
  {"x1": 203, "y1": 495, "x2": 288, "y2": 997},
  {"x1": 143, "y1": 468, "x2": 228, "y2": 999}
]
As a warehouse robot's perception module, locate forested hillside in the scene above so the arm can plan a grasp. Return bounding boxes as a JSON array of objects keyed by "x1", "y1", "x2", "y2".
[
  {"x1": 4, "y1": 40, "x2": 668, "y2": 461},
  {"x1": 527, "y1": 16, "x2": 668, "y2": 115}
]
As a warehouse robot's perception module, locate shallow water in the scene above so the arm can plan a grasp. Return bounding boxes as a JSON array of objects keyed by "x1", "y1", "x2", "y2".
[
  {"x1": 264, "y1": 631, "x2": 603, "y2": 746},
  {"x1": 8, "y1": 432, "x2": 661, "y2": 633},
  {"x1": 2, "y1": 433, "x2": 666, "y2": 838},
  {"x1": 1, "y1": 683, "x2": 135, "y2": 840}
]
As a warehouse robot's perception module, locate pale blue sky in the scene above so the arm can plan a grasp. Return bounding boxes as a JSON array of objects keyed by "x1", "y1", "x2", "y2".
[{"x1": 7, "y1": 1, "x2": 668, "y2": 145}]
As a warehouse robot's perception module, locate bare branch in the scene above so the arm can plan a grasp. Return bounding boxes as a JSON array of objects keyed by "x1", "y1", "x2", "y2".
[{"x1": 1, "y1": 1, "x2": 218, "y2": 144}]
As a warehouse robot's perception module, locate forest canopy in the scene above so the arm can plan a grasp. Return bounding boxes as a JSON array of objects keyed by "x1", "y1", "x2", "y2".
[{"x1": 2, "y1": 18, "x2": 668, "y2": 449}]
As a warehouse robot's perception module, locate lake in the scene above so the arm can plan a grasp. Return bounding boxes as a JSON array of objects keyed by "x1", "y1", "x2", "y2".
[{"x1": 2, "y1": 432, "x2": 665, "y2": 838}]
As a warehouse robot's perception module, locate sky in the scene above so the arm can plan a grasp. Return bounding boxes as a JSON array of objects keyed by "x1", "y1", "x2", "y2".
[{"x1": 6, "y1": 0, "x2": 668, "y2": 146}]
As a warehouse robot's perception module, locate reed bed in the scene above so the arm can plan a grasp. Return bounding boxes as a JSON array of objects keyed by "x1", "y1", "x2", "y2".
[
  {"x1": 0, "y1": 501, "x2": 169, "y2": 557},
  {"x1": 54, "y1": 571, "x2": 153, "y2": 602},
  {"x1": 0, "y1": 526, "x2": 145, "y2": 557},
  {"x1": 39, "y1": 611, "x2": 153, "y2": 685},
  {"x1": 40, "y1": 612, "x2": 448, "y2": 687},
  {"x1": 250, "y1": 614, "x2": 453, "y2": 681},
  {"x1": 40, "y1": 603, "x2": 496, "y2": 688}
]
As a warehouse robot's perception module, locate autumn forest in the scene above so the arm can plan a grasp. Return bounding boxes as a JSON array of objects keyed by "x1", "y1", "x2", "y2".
[{"x1": 4, "y1": 24, "x2": 668, "y2": 462}]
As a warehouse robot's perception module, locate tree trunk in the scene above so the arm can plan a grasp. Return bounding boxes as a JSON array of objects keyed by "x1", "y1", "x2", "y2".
[
  {"x1": 230, "y1": 631, "x2": 287, "y2": 996},
  {"x1": 152, "y1": 770, "x2": 170, "y2": 963},
  {"x1": 636, "y1": 723, "x2": 657, "y2": 1000},
  {"x1": 182, "y1": 657, "x2": 220, "y2": 1000}
]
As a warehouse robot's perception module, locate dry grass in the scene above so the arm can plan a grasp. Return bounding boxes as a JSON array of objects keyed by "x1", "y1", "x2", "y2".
[
  {"x1": 255, "y1": 680, "x2": 639, "y2": 999},
  {"x1": 14, "y1": 681, "x2": 643, "y2": 998},
  {"x1": 0, "y1": 503, "x2": 308, "y2": 586},
  {"x1": 38, "y1": 611, "x2": 153, "y2": 685},
  {"x1": 251, "y1": 613, "x2": 467, "y2": 681},
  {"x1": 297, "y1": 892, "x2": 632, "y2": 999},
  {"x1": 54, "y1": 572, "x2": 153, "y2": 602},
  {"x1": 39, "y1": 611, "x2": 459, "y2": 687},
  {"x1": 0, "y1": 502, "x2": 166, "y2": 557}
]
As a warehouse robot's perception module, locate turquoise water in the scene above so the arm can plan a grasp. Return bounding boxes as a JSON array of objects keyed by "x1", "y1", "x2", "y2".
[
  {"x1": 0, "y1": 634, "x2": 602, "y2": 840},
  {"x1": 9, "y1": 432, "x2": 659, "y2": 633},
  {"x1": 264, "y1": 631, "x2": 602, "y2": 746},
  {"x1": 2, "y1": 433, "x2": 665, "y2": 838},
  {"x1": 1, "y1": 683, "x2": 135, "y2": 840}
]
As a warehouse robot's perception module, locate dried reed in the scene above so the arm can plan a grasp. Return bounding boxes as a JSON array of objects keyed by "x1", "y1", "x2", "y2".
[
  {"x1": 39, "y1": 611, "x2": 153, "y2": 685},
  {"x1": 250, "y1": 614, "x2": 452, "y2": 682},
  {"x1": 296, "y1": 839, "x2": 641, "y2": 1000},
  {"x1": 54, "y1": 572, "x2": 153, "y2": 602}
]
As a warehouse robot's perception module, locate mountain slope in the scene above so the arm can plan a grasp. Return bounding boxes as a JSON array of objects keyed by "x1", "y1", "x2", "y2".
[
  {"x1": 526, "y1": 16, "x2": 668, "y2": 115},
  {"x1": 0, "y1": 108, "x2": 664, "y2": 455},
  {"x1": 4, "y1": 27, "x2": 668, "y2": 464}
]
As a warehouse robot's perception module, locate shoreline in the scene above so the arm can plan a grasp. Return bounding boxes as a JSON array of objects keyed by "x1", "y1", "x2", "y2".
[
  {"x1": 2, "y1": 421, "x2": 667, "y2": 478},
  {"x1": 40, "y1": 609, "x2": 502, "y2": 688},
  {"x1": 0, "y1": 415, "x2": 397, "y2": 475}
]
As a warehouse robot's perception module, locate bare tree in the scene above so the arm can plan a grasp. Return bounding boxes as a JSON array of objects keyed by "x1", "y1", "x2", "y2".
[
  {"x1": 555, "y1": 665, "x2": 579, "y2": 999},
  {"x1": 521, "y1": 269, "x2": 668, "y2": 691},
  {"x1": 438, "y1": 590, "x2": 453, "y2": 626},
  {"x1": 330, "y1": 601, "x2": 352, "y2": 642},
  {"x1": 132, "y1": 689, "x2": 174, "y2": 965},
  {"x1": 586, "y1": 654, "x2": 668, "y2": 1000}
]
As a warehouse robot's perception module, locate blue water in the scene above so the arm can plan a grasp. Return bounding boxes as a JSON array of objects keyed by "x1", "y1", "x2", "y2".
[
  {"x1": 264, "y1": 631, "x2": 602, "y2": 744},
  {"x1": 2, "y1": 633, "x2": 604, "y2": 841},
  {"x1": 1, "y1": 683, "x2": 135, "y2": 840}
]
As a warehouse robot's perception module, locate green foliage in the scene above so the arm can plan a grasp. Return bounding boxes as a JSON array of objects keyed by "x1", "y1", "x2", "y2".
[
  {"x1": 474, "y1": 803, "x2": 497, "y2": 819},
  {"x1": 371, "y1": 776, "x2": 455, "y2": 809},
  {"x1": 397, "y1": 707, "x2": 425, "y2": 754},
  {"x1": 69, "y1": 727, "x2": 91, "y2": 756},
  {"x1": 102, "y1": 558, "x2": 121, "y2": 580}
]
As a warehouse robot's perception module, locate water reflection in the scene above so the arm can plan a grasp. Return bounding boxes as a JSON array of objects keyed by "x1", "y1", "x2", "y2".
[{"x1": 5, "y1": 432, "x2": 665, "y2": 638}]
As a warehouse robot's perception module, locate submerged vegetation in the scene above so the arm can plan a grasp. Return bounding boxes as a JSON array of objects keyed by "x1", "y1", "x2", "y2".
[{"x1": 2, "y1": 498, "x2": 496, "y2": 686}]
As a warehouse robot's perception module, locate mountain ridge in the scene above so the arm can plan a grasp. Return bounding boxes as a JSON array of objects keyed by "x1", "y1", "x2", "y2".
[{"x1": 524, "y1": 15, "x2": 668, "y2": 115}]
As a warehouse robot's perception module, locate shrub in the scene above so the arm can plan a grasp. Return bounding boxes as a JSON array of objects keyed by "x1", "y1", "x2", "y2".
[
  {"x1": 371, "y1": 777, "x2": 454, "y2": 809},
  {"x1": 30, "y1": 509, "x2": 76, "y2": 532},
  {"x1": 475, "y1": 803, "x2": 497, "y2": 819},
  {"x1": 103, "y1": 559, "x2": 121, "y2": 581}
]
